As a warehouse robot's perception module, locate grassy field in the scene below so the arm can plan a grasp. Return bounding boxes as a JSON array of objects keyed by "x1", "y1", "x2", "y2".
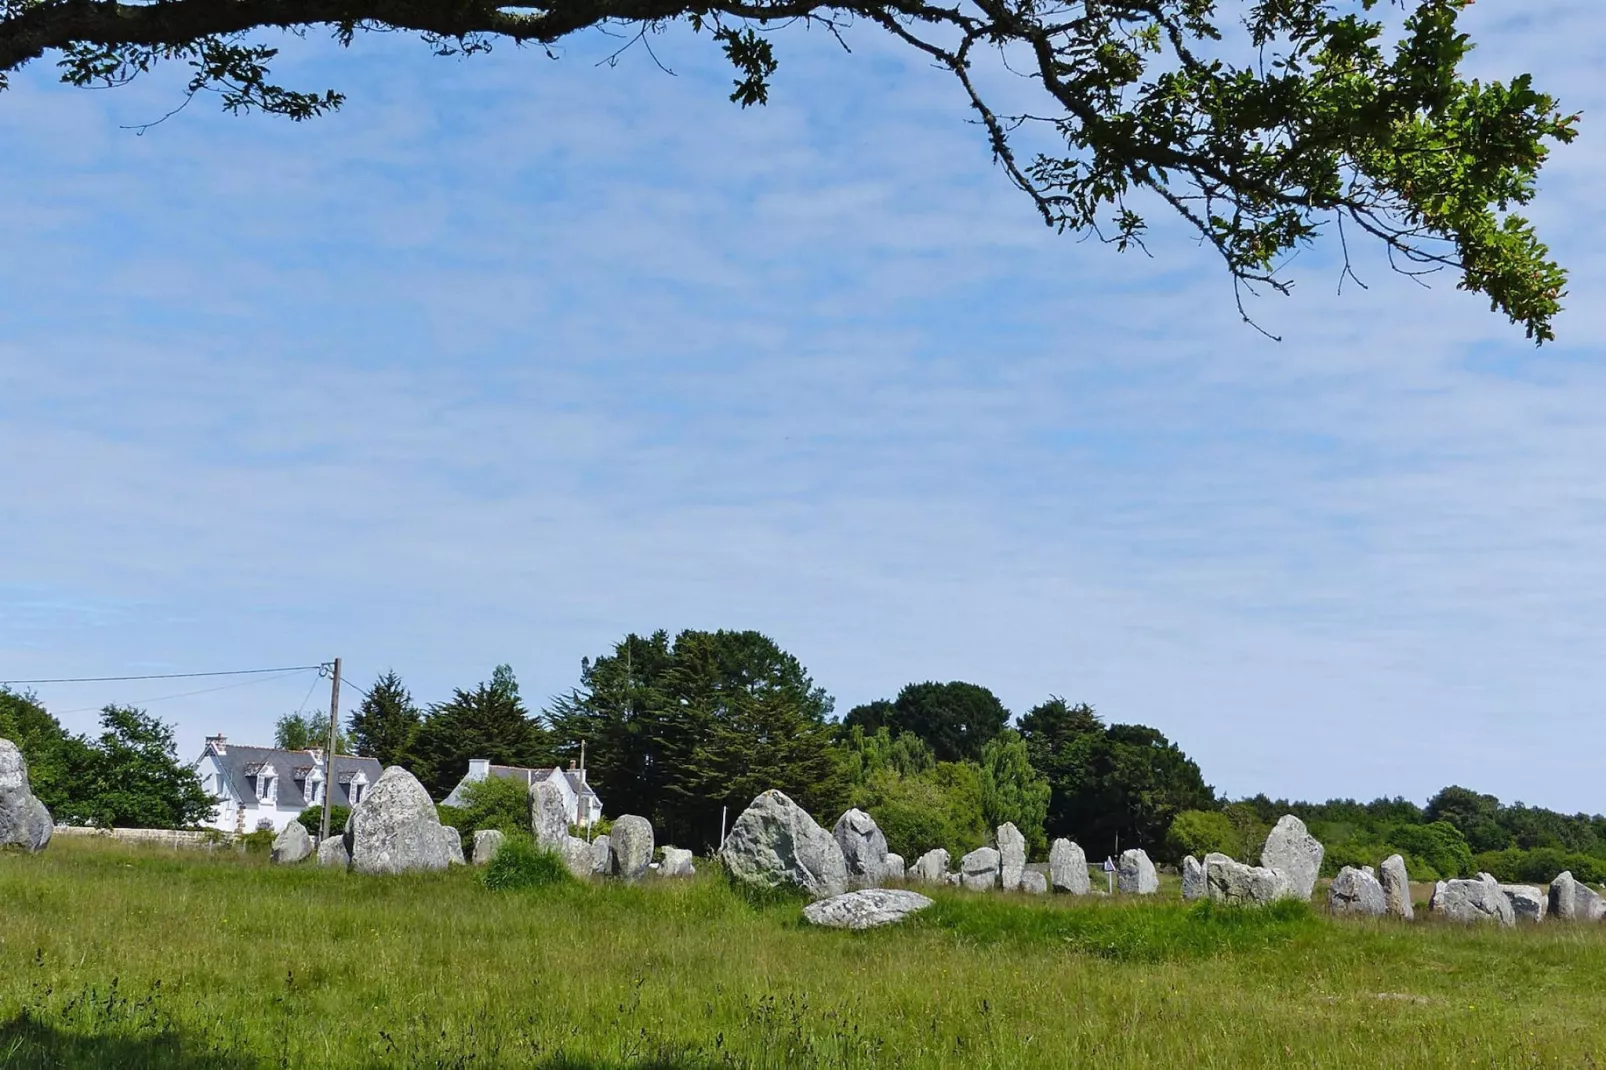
[{"x1": 0, "y1": 838, "x2": 1603, "y2": 1068}]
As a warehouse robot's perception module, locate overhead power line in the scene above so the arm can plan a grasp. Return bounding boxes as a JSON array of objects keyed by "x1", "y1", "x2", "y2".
[
  {"x1": 54, "y1": 668, "x2": 317, "y2": 715},
  {"x1": 0, "y1": 664, "x2": 325, "y2": 686}
]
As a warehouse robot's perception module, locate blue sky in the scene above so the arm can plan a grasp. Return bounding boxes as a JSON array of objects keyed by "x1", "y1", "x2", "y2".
[{"x1": 2, "y1": 2, "x2": 1603, "y2": 812}]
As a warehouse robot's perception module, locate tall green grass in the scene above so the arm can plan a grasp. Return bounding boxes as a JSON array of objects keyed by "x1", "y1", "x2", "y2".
[{"x1": 0, "y1": 837, "x2": 1602, "y2": 1068}]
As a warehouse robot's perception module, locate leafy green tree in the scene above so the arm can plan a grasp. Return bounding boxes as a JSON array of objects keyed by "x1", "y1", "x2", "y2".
[
  {"x1": 548, "y1": 629, "x2": 839, "y2": 848},
  {"x1": 832, "y1": 725, "x2": 936, "y2": 787},
  {"x1": 273, "y1": 711, "x2": 349, "y2": 753},
  {"x1": 978, "y1": 729, "x2": 1051, "y2": 856},
  {"x1": 861, "y1": 681, "x2": 1009, "y2": 763},
  {"x1": 1018, "y1": 697, "x2": 1104, "y2": 839},
  {"x1": 0, "y1": 687, "x2": 92, "y2": 817},
  {"x1": 851, "y1": 762, "x2": 988, "y2": 862},
  {"x1": 1386, "y1": 820, "x2": 1473, "y2": 881},
  {"x1": 1163, "y1": 809, "x2": 1239, "y2": 863},
  {"x1": 1021, "y1": 697, "x2": 1213, "y2": 858},
  {"x1": 407, "y1": 665, "x2": 552, "y2": 800},
  {"x1": 347, "y1": 669, "x2": 423, "y2": 767},
  {"x1": 2, "y1": 1, "x2": 1577, "y2": 341},
  {"x1": 1424, "y1": 786, "x2": 1510, "y2": 853},
  {"x1": 74, "y1": 705, "x2": 215, "y2": 829},
  {"x1": 296, "y1": 804, "x2": 350, "y2": 838}
]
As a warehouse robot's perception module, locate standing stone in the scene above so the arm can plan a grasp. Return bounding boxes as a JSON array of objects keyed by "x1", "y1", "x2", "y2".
[
  {"x1": 1181, "y1": 855, "x2": 1205, "y2": 901},
  {"x1": 530, "y1": 779, "x2": 569, "y2": 851},
  {"x1": 1429, "y1": 874, "x2": 1515, "y2": 926},
  {"x1": 561, "y1": 835, "x2": 594, "y2": 878},
  {"x1": 439, "y1": 826, "x2": 466, "y2": 865},
  {"x1": 960, "y1": 847, "x2": 1001, "y2": 891},
  {"x1": 910, "y1": 848, "x2": 951, "y2": 884},
  {"x1": 1380, "y1": 854, "x2": 1414, "y2": 920},
  {"x1": 1549, "y1": 872, "x2": 1606, "y2": 921},
  {"x1": 0, "y1": 739, "x2": 52, "y2": 852},
  {"x1": 884, "y1": 853, "x2": 906, "y2": 882},
  {"x1": 608, "y1": 815, "x2": 654, "y2": 880},
  {"x1": 996, "y1": 823, "x2": 1027, "y2": 892},
  {"x1": 1207, "y1": 857, "x2": 1292, "y2": 905},
  {"x1": 833, "y1": 809, "x2": 890, "y2": 889},
  {"x1": 472, "y1": 829, "x2": 505, "y2": 866},
  {"x1": 349, "y1": 766, "x2": 453, "y2": 876},
  {"x1": 1117, "y1": 849, "x2": 1159, "y2": 894},
  {"x1": 660, "y1": 846, "x2": 696, "y2": 877},
  {"x1": 1261, "y1": 815, "x2": 1324, "y2": 900},
  {"x1": 317, "y1": 836, "x2": 349, "y2": 868},
  {"x1": 1328, "y1": 865, "x2": 1387, "y2": 916},
  {"x1": 1048, "y1": 839, "x2": 1090, "y2": 894},
  {"x1": 591, "y1": 834, "x2": 611, "y2": 875},
  {"x1": 271, "y1": 821, "x2": 313, "y2": 864},
  {"x1": 719, "y1": 790, "x2": 848, "y2": 899},
  {"x1": 803, "y1": 889, "x2": 934, "y2": 930},
  {"x1": 1499, "y1": 884, "x2": 1546, "y2": 923},
  {"x1": 1019, "y1": 870, "x2": 1049, "y2": 895}
]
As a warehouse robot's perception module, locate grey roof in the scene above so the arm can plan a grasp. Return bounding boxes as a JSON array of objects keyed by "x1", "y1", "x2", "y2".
[
  {"x1": 200, "y1": 744, "x2": 383, "y2": 811},
  {"x1": 440, "y1": 763, "x2": 600, "y2": 808}
]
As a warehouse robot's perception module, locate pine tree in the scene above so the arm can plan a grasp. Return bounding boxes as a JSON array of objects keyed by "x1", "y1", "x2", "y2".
[
  {"x1": 346, "y1": 670, "x2": 422, "y2": 768},
  {"x1": 407, "y1": 665, "x2": 551, "y2": 799}
]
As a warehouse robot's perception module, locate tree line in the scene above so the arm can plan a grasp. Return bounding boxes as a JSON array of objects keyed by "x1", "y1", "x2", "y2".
[{"x1": 6, "y1": 626, "x2": 1604, "y2": 889}]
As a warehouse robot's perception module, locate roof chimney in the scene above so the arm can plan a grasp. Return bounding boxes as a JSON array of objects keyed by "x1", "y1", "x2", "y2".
[
  {"x1": 568, "y1": 758, "x2": 577, "y2": 771},
  {"x1": 207, "y1": 734, "x2": 227, "y2": 755},
  {"x1": 468, "y1": 758, "x2": 491, "y2": 780}
]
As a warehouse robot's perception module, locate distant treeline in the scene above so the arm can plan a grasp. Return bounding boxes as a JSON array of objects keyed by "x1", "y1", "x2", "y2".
[{"x1": 7, "y1": 627, "x2": 1602, "y2": 887}]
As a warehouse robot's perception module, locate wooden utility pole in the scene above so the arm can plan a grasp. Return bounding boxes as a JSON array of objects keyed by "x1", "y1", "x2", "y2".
[{"x1": 319, "y1": 657, "x2": 342, "y2": 842}]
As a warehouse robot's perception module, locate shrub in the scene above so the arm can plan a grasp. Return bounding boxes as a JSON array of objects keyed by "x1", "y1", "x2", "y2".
[
  {"x1": 296, "y1": 805, "x2": 350, "y2": 838},
  {"x1": 240, "y1": 829, "x2": 274, "y2": 855},
  {"x1": 1471, "y1": 847, "x2": 1606, "y2": 885},
  {"x1": 482, "y1": 836, "x2": 571, "y2": 891}
]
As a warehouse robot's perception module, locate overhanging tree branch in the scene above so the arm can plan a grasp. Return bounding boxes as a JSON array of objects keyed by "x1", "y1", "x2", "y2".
[{"x1": 0, "y1": 0, "x2": 1579, "y2": 341}]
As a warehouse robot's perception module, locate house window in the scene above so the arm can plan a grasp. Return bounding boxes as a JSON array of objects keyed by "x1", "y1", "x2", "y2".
[{"x1": 350, "y1": 782, "x2": 363, "y2": 806}]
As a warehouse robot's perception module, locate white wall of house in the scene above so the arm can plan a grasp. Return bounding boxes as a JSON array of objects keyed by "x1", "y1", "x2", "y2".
[{"x1": 191, "y1": 751, "x2": 331, "y2": 835}]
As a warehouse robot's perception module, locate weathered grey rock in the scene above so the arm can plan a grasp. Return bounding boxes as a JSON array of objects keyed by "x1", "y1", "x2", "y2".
[
  {"x1": 1261, "y1": 815, "x2": 1324, "y2": 900},
  {"x1": 1019, "y1": 870, "x2": 1048, "y2": 895},
  {"x1": 802, "y1": 889, "x2": 934, "y2": 930},
  {"x1": 317, "y1": 836, "x2": 349, "y2": 868},
  {"x1": 472, "y1": 829, "x2": 505, "y2": 866},
  {"x1": 884, "y1": 853, "x2": 905, "y2": 881},
  {"x1": 719, "y1": 790, "x2": 848, "y2": 899},
  {"x1": 1380, "y1": 854, "x2": 1414, "y2": 919},
  {"x1": 960, "y1": 846, "x2": 1001, "y2": 891},
  {"x1": 660, "y1": 846, "x2": 696, "y2": 877},
  {"x1": 1048, "y1": 839, "x2": 1090, "y2": 894},
  {"x1": 1499, "y1": 884, "x2": 1546, "y2": 923},
  {"x1": 271, "y1": 821, "x2": 313, "y2": 864},
  {"x1": 439, "y1": 826, "x2": 466, "y2": 865},
  {"x1": 910, "y1": 848, "x2": 950, "y2": 884},
  {"x1": 833, "y1": 808, "x2": 890, "y2": 889},
  {"x1": 591, "y1": 834, "x2": 611, "y2": 875},
  {"x1": 1181, "y1": 855, "x2": 1205, "y2": 901},
  {"x1": 1429, "y1": 874, "x2": 1515, "y2": 926},
  {"x1": 1117, "y1": 849, "x2": 1158, "y2": 894},
  {"x1": 530, "y1": 779, "x2": 569, "y2": 850},
  {"x1": 0, "y1": 739, "x2": 52, "y2": 852},
  {"x1": 1549, "y1": 871, "x2": 1606, "y2": 921},
  {"x1": 1206, "y1": 857, "x2": 1292, "y2": 906},
  {"x1": 561, "y1": 835, "x2": 594, "y2": 878},
  {"x1": 996, "y1": 823, "x2": 1027, "y2": 891},
  {"x1": 946, "y1": 872, "x2": 961, "y2": 886},
  {"x1": 349, "y1": 766, "x2": 452, "y2": 875},
  {"x1": 1328, "y1": 865, "x2": 1387, "y2": 916},
  {"x1": 609, "y1": 815, "x2": 654, "y2": 880}
]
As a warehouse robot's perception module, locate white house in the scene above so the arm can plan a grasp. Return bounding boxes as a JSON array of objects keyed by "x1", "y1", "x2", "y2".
[
  {"x1": 440, "y1": 759, "x2": 603, "y2": 827},
  {"x1": 192, "y1": 735, "x2": 385, "y2": 835}
]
